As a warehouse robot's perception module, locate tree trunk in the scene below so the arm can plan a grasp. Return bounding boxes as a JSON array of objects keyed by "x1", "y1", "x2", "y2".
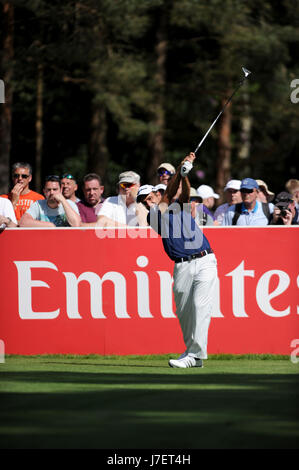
[
  {"x1": 146, "y1": 7, "x2": 167, "y2": 184},
  {"x1": 238, "y1": 85, "x2": 252, "y2": 176},
  {"x1": 88, "y1": 102, "x2": 109, "y2": 180},
  {"x1": 216, "y1": 97, "x2": 232, "y2": 203},
  {"x1": 35, "y1": 63, "x2": 43, "y2": 192},
  {"x1": 0, "y1": 2, "x2": 14, "y2": 194}
]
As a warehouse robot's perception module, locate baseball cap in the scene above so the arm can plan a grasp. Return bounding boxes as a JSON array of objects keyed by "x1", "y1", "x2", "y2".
[
  {"x1": 137, "y1": 185, "x2": 155, "y2": 197},
  {"x1": 157, "y1": 163, "x2": 175, "y2": 174},
  {"x1": 118, "y1": 171, "x2": 140, "y2": 185},
  {"x1": 275, "y1": 191, "x2": 293, "y2": 204},
  {"x1": 153, "y1": 184, "x2": 167, "y2": 192},
  {"x1": 240, "y1": 178, "x2": 259, "y2": 190},
  {"x1": 196, "y1": 184, "x2": 219, "y2": 199},
  {"x1": 256, "y1": 179, "x2": 275, "y2": 201},
  {"x1": 224, "y1": 179, "x2": 241, "y2": 191}
]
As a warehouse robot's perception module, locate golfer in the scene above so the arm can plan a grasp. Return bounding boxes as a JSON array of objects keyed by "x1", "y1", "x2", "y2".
[{"x1": 147, "y1": 153, "x2": 218, "y2": 368}]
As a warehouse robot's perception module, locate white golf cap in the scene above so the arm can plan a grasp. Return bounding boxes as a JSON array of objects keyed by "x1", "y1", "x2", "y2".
[
  {"x1": 196, "y1": 184, "x2": 219, "y2": 199},
  {"x1": 137, "y1": 184, "x2": 155, "y2": 197},
  {"x1": 154, "y1": 184, "x2": 167, "y2": 192},
  {"x1": 157, "y1": 163, "x2": 176, "y2": 174},
  {"x1": 224, "y1": 179, "x2": 241, "y2": 191},
  {"x1": 118, "y1": 171, "x2": 140, "y2": 185}
]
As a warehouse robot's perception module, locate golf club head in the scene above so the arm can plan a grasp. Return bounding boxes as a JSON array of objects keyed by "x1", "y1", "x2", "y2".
[{"x1": 242, "y1": 67, "x2": 251, "y2": 78}]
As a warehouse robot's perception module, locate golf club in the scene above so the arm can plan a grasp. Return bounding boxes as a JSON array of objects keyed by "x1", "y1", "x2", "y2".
[{"x1": 194, "y1": 67, "x2": 252, "y2": 154}]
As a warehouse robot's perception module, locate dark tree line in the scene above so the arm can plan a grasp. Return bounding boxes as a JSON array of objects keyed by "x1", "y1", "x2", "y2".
[{"x1": 1, "y1": 0, "x2": 299, "y2": 200}]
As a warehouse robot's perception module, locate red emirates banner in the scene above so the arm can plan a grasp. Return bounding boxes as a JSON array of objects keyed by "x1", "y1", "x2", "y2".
[{"x1": 0, "y1": 227, "x2": 298, "y2": 355}]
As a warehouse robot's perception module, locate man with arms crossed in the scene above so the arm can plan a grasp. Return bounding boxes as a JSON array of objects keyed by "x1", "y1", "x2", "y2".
[
  {"x1": 19, "y1": 176, "x2": 81, "y2": 227},
  {"x1": 148, "y1": 153, "x2": 218, "y2": 368}
]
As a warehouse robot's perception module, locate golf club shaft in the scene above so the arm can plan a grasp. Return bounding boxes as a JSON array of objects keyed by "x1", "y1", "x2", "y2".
[{"x1": 194, "y1": 76, "x2": 247, "y2": 154}]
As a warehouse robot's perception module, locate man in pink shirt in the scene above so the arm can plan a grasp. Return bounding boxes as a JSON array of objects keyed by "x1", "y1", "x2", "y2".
[{"x1": 78, "y1": 173, "x2": 105, "y2": 225}]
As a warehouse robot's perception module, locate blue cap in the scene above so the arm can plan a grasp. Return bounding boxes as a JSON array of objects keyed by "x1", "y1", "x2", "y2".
[{"x1": 241, "y1": 178, "x2": 259, "y2": 190}]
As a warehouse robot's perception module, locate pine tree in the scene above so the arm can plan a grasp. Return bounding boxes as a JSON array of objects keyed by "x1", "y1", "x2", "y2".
[{"x1": 0, "y1": 2, "x2": 14, "y2": 194}]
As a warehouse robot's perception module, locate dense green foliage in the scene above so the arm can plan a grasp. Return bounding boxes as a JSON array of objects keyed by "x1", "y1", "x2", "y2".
[{"x1": 1, "y1": 0, "x2": 298, "y2": 195}]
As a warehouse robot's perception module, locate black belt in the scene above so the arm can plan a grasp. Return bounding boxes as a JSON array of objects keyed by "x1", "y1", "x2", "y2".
[{"x1": 174, "y1": 248, "x2": 213, "y2": 264}]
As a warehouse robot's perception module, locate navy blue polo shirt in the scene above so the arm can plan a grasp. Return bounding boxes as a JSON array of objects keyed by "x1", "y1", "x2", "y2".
[{"x1": 147, "y1": 203, "x2": 211, "y2": 261}]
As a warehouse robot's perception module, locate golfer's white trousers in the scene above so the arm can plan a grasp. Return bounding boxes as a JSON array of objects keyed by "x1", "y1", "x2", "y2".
[{"x1": 173, "y1": 253, "x2": 218, "y2": 359}]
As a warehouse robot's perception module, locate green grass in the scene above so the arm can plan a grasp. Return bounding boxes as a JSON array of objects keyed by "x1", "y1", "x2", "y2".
[{"x1": 0, "y1": 355, "x2": 298, "y2": 449}]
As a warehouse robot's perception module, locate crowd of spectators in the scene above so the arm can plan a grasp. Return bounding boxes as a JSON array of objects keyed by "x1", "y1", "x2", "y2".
[{"x1": 0, "y1": 160, "x2": 298, "y2": 232}]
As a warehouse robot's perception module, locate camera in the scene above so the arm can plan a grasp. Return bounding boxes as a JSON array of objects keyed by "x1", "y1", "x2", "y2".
[
  {"x1": 274, "y1": 192, "x2": 293, "y2": 218},
  {"x1": 275, "y1": 201, "x2": 289, "y2": 217}
]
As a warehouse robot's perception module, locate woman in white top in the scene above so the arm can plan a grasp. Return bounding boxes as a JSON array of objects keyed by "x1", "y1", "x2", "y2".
[{"x1": 0, "y1": 198, "x2": 18, "y2": 230}]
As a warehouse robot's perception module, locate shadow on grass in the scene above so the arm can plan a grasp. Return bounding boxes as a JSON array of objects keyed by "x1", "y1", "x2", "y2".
[{"x1": 0, "y1": 370, "x2": 298, "y2": 449}]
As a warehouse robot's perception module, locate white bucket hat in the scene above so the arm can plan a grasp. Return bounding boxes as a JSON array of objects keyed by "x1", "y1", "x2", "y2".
[{"x1": 196, "y1": 184, "x2": 219, "y2": 199}]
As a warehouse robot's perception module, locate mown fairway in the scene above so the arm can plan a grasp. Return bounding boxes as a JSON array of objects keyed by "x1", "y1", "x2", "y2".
[{"x1": 0, "y1": 355, "x2": 298, "y2": 449}]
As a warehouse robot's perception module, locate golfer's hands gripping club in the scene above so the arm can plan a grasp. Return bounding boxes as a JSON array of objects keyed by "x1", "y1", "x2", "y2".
[{"x1": 181, "y1": 152, "x2": 196, "y2": 177}]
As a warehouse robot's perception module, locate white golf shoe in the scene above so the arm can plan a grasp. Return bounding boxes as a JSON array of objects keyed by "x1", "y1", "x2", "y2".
[{"x1": 169, "y1": 355, "x2": 203, "y2": 368}]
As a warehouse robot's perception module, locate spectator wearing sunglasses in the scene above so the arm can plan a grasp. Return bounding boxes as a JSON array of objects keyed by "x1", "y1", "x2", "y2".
[
  {"x1": 61, "y1": 173, "x2": 80, "y2": 203},
  {"x1": 222, "y1": 178, "x2": 273, "y2": 226},
  {"x1": 97, "y1": 171, "x2": 142, "y2": 227},
  {"x1": 19, "y1": 176, "x2": 81, "y2": 227},
  {"x1": 0, "y1": 162, "x2": 44, "y2": 222},
  {"x1": 214, "y1": 179, "x2": 242, "y2": 225},
  {"x1": 78, "y1": 173, "x2": 105, "y2": 225},
  {"x1": 157, "y1": 163, "x2": 175, "y2": 186}
]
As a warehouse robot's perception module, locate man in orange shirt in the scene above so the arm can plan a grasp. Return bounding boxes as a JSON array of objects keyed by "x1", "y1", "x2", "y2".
[{"x1": 0, "y1": 162, "x2": 44, "y2": 222}]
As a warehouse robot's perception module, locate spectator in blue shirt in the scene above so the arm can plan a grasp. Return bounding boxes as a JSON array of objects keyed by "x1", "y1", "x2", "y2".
[{"x1": 222, "y1": 178, "x2": 273, "y2": 226}]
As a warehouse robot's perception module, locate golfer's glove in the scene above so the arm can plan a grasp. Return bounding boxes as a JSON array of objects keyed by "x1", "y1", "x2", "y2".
[{"x1": 180, "y1": 160, "x2": 193, "y2": 177}]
